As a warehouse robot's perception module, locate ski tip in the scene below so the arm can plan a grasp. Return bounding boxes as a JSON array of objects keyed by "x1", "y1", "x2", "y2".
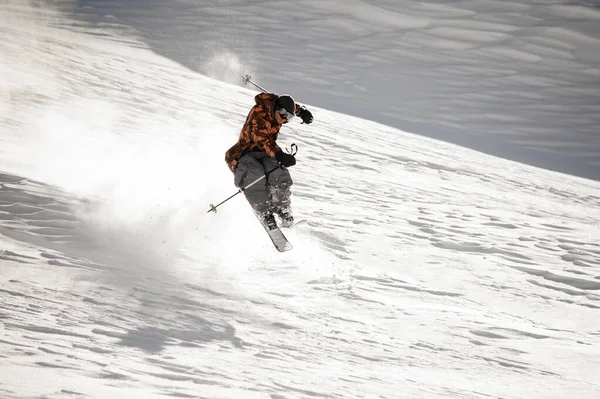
[
  {"x1": 277, "y1": 244, "x2": 293, "y2": 253},
  {"x1": 284, "y1": 219, "x2": 307, "y2": 229}
]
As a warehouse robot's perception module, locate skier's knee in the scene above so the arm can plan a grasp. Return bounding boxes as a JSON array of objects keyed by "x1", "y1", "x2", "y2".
[
  {"x1": 235, "y1": 167, "x2": 265, "y2": 188},
  {"x1": 270, "y1": 171, "x2": 293, "y2": 188},
  {"x1": 234, "y1": 169, "x2": 246, "y2": 187}
]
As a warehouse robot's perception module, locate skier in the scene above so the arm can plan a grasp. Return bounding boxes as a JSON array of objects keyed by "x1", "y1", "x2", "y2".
[{"x1": 225, "y1": 92, "x2": 313, "y2": 230}]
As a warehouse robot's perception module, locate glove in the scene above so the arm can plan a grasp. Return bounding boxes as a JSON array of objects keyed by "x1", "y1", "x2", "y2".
[
  {"x1": 275, "y1": 151, "x2": 296, "y2": 167},
  {"x1": 296, "y1": 106, "x2": 313, "y2": 124}
]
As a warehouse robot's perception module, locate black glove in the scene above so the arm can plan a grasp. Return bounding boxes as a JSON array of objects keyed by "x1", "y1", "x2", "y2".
[
  {"x1": 296, "y1": 106, "x2": 313, "y2": 124},
  {"x1": 275, "y1": 151, "x2": 296, "y2": 167}
]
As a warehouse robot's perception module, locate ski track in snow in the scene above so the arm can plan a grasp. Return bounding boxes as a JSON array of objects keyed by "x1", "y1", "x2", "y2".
[{"x1": 1, "y1": 4, "x2": 600, "y2": 399}]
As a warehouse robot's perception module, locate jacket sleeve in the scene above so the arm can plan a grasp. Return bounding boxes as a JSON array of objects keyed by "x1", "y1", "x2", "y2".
[{"x1": 255, "y1": 92, "x2": 277, "y2": 107}]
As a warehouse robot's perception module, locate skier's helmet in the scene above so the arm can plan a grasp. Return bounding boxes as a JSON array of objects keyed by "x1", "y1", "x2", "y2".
[{"x1": 275, "y1": 94, "x2": 295, "y2": 121}]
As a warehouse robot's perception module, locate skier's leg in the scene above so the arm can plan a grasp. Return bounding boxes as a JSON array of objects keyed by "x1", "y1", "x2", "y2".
[
  {"x1": 262, "y1": 156, "x2": 294, "y2": 226},
  {"x1": 234, "y1": 153, "x2": 271, "y2": 214}
]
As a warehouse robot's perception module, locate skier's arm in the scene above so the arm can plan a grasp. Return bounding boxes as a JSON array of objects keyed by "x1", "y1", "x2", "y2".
[{"x1": 255, "y1": 92, "x2": 276, "y2": 107}]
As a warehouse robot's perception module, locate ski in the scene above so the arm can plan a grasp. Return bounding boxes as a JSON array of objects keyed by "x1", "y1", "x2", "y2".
[
  {"x1": 266, "y1": 226, "x2": 293, "y2": 252},
  {"x1": 255, "y1": 213, "x2": 293, "y2": 252}
]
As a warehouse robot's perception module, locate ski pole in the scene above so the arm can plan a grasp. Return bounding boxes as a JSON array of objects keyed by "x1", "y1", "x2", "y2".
[
  {"x1": 207, "y1": 145, "x2": 298, "y2": 214},
  {"x1": 242, "y1": 75, "x2": 267, "y2": 93},
  {"x1": 207, "y1": 166, "x2": 280, "y2": 214},
  {"x1": 242, "y1": 75, "x2": 310, "y2": 125}
]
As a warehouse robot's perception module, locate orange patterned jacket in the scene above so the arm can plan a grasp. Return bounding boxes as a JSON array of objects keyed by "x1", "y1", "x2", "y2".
[{"x1": 225, "y1": 93, "x2": 300, "y2": 172}]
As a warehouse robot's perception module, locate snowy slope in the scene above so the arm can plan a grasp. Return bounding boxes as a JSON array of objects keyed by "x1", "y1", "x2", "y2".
[
  {"x1": 66, "y1": 0, "x2": 600, "y2": 180},
  {"x1": 1, "y1": 4, "x2": 600, "y2": 399}
]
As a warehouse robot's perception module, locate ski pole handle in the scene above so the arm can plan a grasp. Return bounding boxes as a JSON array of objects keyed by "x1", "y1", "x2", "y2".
[{"x1": 242, "y1": 75, "x2": 268, "y2": 93}]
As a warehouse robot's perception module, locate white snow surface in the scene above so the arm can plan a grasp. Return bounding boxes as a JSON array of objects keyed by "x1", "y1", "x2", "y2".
[
  {"x1": 1, "y1": 3, "x2": 600, "y2": 399},
  {"x1": 57, "y1": 0, "x2": 600, "y2": 180}
]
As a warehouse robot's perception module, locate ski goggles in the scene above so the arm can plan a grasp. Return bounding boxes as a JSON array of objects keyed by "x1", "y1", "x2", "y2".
[{"x1": 278, "y1": 107, "x2": 295, "y2": 121}]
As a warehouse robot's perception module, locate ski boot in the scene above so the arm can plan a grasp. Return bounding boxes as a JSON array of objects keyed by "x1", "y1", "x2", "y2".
[
  {"x1": 277, "y1": 207, "x2": 294, "y2": 228},
  {"x1": 259, "y1": 211, "x2": 278, "y2": 231}
]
